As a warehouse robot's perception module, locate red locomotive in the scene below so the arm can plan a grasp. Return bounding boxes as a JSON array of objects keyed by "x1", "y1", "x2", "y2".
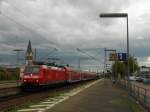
[{"x1": 21, "y1": 63, "x2": 97, "y2": 87}]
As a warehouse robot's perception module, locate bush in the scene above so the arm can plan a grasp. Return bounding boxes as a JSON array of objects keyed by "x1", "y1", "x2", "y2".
[{"x1": 0, "y1": 67, "x2": 20, "y2": 81}]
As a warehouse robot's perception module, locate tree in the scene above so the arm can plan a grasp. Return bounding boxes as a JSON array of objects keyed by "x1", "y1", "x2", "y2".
[
  {"x1": 112, "y1": 61, "x2": 126, "y2": 78},
  {"x1": 112, "y1": 56, "x2": 139, "y2": 78},
  {"x1": 128, "y1": 56, "x2": 139, "y2": 74}
]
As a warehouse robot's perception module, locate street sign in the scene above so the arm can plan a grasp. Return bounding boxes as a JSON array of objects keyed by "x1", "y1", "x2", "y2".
[{"x1": 117, "y1": 53, "x2": 127, "y2": 61}]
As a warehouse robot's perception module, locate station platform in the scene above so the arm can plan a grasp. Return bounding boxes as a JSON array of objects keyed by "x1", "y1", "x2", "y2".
[{"x1": 46, "y1": 79, "x2": 143, "y2": 112}]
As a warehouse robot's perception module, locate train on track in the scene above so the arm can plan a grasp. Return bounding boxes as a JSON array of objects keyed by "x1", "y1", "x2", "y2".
[{"x1": 21, "y1": 62, "x2": 98, "y2": 87}]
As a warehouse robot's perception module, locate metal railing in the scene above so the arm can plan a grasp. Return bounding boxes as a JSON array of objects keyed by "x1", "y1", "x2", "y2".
[{"x1": 118, "y1": 80, "x2": 150, "y2": 110}]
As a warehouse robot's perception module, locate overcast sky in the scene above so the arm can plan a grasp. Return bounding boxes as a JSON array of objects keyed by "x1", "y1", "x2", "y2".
[{"x1": 0, "y1": 0, "x2": 150, "y2": 69}]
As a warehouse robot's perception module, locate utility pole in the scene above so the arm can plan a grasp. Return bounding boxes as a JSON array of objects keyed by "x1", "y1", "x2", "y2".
[
  {"x1": 0, "y1": 0, "x2": 2, "y2": 14},
  {"x1": 104, "y1": 48, "x2": 116, "y2": 78},
  {"x1": 133, "y1": 54, "x2": 135, "y2": 74},
  {"x1": 78, "y1": 58, "x2": 81, "y2": 70},
  {"x1": 104, "y1": 48, "x2": 107, "y2": 74},
  {"x1": 34, "y1": 48, "x2": 37, "y2": 61}
]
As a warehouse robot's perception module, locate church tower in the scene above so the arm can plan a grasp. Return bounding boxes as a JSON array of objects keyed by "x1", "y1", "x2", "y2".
[{"x1": 26, "y1": 40, "x2": 33, "y2": 65}]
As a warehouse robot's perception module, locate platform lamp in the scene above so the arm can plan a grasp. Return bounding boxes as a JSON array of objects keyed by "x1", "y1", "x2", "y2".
[{"x1": 99, "y1": 13, "x2": 130, "y2": 80}]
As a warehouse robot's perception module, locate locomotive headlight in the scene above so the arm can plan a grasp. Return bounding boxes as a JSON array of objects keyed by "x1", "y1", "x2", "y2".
[
  {"x1": 36, "y1": 79, "x2": 39, "y2": 82},
  {"x1": 24, "y1": 80, "x2": 26, "y2": 82}
]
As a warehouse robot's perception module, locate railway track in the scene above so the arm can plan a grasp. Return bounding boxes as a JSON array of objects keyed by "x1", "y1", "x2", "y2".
[
  {"x1": 0, "y1": 86, "x2": 24, "y2": 103},
  {"x1": 0, "y1": 79, "x2": 98, "y2": 112},
  {"x1": 0, "y1": 81, "x2": 21, "y2": 100},
  {"x1": 0, "y1": 81, "x2": 20, "y2": 89}
]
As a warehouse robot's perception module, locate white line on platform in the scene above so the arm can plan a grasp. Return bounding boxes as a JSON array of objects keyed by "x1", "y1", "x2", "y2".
[
  {"x1": 46, "y1": 98, "x2": 59, "y2": 101},
  {"x1": 41, "y1": 101, "x2": 56, "y2": 104},
  {"x1": 30, "y1": 104, "x2": 51, "y2": 108},
  {"x1": 18, "y1": 108, "x2": 45, "y2": 112},
  {"x1": 43, "y1": 100, "x2": 58, "y2": 103}
]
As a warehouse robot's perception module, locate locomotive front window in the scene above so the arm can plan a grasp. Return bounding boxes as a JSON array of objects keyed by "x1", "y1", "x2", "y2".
[{"x1": 25, "y1": 66, "x2": 40, "y2": 73}]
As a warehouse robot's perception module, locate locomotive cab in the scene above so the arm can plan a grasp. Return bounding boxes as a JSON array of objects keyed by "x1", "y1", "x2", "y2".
[{"x1": 22, "y1": 65, "x2": 42, "y2": 86}]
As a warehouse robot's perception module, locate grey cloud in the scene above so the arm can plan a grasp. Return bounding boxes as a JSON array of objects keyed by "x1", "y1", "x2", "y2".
[{"x1": 0, "y1": 0, "x2": 149, "y2": 67}]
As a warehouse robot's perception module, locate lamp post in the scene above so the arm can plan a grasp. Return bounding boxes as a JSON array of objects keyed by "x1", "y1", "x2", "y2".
[
  {"x1": 13, "y1": 49, "x2": 24, "y2": 67},
  {"x1": 100, "y1": 13, "x2": 129, "y2": 80}
]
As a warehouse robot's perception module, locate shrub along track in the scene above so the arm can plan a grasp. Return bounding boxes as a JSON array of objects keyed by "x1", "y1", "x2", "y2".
[{"x1": 0, "y1": 80, "x2": 97, "y2": 112}]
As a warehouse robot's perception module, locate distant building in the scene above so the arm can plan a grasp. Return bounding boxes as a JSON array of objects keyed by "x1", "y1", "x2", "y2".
[
  {"x1": 140, "y1": 66, "x2": 150, "y2": 73},
  {"x1": 139, "y1": 66, "x2": 150, "y2": 79},
  {"x1": 25, "y1": 40, "x2": 33, "y2": 65}
]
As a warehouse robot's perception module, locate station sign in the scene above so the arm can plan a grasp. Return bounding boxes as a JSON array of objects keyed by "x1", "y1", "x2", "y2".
[
  {"x1": 109, "y1": 53, "x2": 117, "y2": 61},
  {"x1": 109, "y1": 53, "x2": 127, "y2": 61},
  {"x1": 117, "y1": 53, "x2": 127, "y2": 61}
]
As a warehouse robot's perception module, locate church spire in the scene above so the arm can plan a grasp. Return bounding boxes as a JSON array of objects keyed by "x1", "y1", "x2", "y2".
[
  {"x1": 26, "y1": 40, "x2": 33, "y2": 65},
  {"x1": 27, "y1": 40, "x2": 32, "y2": 54}
]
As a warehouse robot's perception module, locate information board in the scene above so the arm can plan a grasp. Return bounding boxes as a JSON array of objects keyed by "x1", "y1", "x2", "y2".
[{"x1": 117, "y1": 53, "x2": 127, "y2": 61}]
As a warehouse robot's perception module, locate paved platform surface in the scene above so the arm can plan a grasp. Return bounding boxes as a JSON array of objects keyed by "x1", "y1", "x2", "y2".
[{"x1": 46, "y1": 80, "x2": 142, "y2": 112}]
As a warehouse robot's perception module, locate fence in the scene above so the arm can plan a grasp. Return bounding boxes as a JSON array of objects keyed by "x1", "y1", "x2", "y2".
[{"x1": 118, "y1": 80, "x2": 150, "y2": 110}]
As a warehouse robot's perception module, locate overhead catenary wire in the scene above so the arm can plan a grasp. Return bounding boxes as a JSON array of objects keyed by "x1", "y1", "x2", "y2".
[
  {"x1": 76, "y1": 48, "x2": 103, "y2": 65},
  {"x1": 77, "y1": 48, "x2": 102, "y2": 62},
  {"x1": 40, "y1": 48, "x2": 58, "y2": 61},
  {"x1": 93, "y1": 49, "x2": 103, "y2": 58}
]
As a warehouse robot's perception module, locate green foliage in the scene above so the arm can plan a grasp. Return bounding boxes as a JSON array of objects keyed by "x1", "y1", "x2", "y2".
[
  {"x1": 0, "y1": 68, "x2": 7, "y2": 80},
  {"x1": 128, "y1": 56, "x2": 139, "y2": 74},
  {"x1": 112, "y1": 61, "x2": 126, "y2": 78},
  {"x1": 0, "y1": 67, "x2": 20, "y2": 81},
  {"x1": 112, "y1": 56, "x2": 139, "y2": 78}
]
